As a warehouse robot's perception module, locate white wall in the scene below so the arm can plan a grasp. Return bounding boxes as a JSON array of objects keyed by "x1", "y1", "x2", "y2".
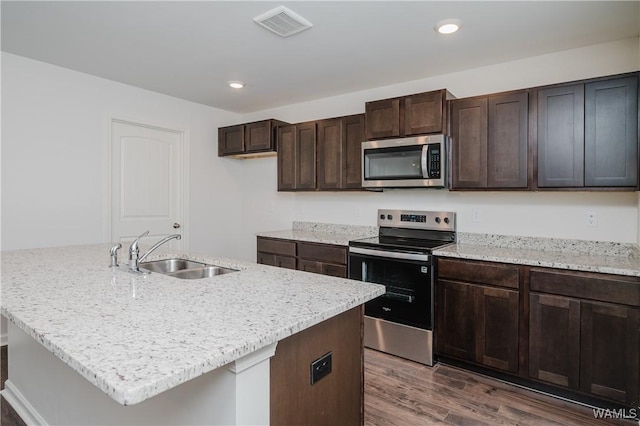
[
  {"x1": 237, "y1": 38, "x2": 640, "y2": 260},
  {"x1": 1, "y1": 53, "x2": 245, "y2": 258}
]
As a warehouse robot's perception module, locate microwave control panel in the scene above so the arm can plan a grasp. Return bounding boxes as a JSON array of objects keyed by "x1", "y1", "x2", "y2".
[{"x1": 427, "y1": 145, "x2": 441, "y2": 179}]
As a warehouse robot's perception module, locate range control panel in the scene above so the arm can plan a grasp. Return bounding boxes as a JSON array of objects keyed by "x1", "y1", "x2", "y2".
[{"x1": 377, "y1": 209, "x2": 455, "y2": 231}]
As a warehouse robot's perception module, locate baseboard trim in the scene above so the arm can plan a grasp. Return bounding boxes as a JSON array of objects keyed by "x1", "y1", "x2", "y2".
[{"x1": 1, "y1": 380, "x2": 48, "y2": 426}]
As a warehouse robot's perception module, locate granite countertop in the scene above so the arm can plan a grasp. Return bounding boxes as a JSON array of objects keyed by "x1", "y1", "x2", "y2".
[
  {"x1": 0, "y1": 244, "x2": 385, "y2": 406},
  {"x1": 434, "y1": 233, "x2": 640, "y2": 278},
  {"x1": 257, "y1": 221, "x2": 378, "y2": 246}
]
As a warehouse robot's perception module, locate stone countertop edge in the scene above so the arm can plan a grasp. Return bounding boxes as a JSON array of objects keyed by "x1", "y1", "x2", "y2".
[
  {"x1": 433, "y1": 243, "x2": 640, "y2": 277},
  {"x1": 256, "y1": 228, "x2": 377, "y2": 246},
  {"x1": 0, "y1": 244, "x2": 385, "y2": 406}
]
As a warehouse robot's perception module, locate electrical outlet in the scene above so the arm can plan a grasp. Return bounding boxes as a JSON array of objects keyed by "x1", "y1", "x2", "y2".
[
  {"x1": 310, "y1": 352, "x2": 332, "y2": 384},
  {"x1": 587, "y1": 210, "x2": 598, "y2": 227},
  {"x1": 472, "y1": 209, "x2": 481, "y2": 223}
]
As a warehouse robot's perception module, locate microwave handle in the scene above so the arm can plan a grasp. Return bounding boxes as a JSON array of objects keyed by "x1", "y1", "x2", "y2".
[{"x1": 421, "y1": 145, "x2": 429, "y2": 179}]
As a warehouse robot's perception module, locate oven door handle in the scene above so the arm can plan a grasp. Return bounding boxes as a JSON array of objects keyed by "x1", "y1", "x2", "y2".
[
  {"x1": 385, "y1": 292, "x2": 415, "y2": 303},
  {"x1": 349, "y1": 247, "x2": 430, "y2": 262}
]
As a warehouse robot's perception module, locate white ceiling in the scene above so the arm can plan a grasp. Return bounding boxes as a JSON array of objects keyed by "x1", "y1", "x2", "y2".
[{"x1": 2, "y1": 1, "x2": 639, "y2": 113}]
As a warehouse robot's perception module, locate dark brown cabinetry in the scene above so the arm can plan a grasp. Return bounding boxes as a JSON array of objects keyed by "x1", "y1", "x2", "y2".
[
  {"x1": 365, "y1": 89, "x2": 450, "y2": 140},
  {"x1": 297, "y1": 241, "x2": 348, "y2": 278},
  {"x1": 436, "y1": 258, "x2": 520, "y2": 373},
  {"x1": 271, "y1": 306, "x2": 363, "y2": 425},
  {"x1": 256, "y1": 237, "x2": 296, "y2": 270},
  {"x1": 536, "y1": 75, "x2": 638, "y2": 189},
  {"x1": 529, "y1": 268, "x2": 640, "y2": 406},
  {"x1": 277, "y1": 122, "x2": 316, "y2": 190},
  {"x1": 436, "y1": 257, "x2": 640, "y2": 408},
  {"x1": 218, "y1": 119, "x2": 288, "y2": 157},
  {"x1": 278, "y1": 114, "x2": 365, "y2": 192},
  {"x1": 450, "y1": 91, "x2": 529, "y2": 189},
  {"x1": 257, "y1": 237, "x2": 348, "y2": 278},
  {"x1": 317, "y1": 114, "x2": 365, "y2": 190}
]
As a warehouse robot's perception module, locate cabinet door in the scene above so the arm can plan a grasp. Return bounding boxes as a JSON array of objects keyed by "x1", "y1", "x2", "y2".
[
  {"x1": 277, "y1": 125, "x2": 297, "y2": 190},
  {"x1": 450, "y1": 97, "x2": 488, "y2": 188},
  {"x1": 297, "y1": 259, "x2": 323, "y2": 274},
  {"x1": 537, "y1": 84, "x2": 585, "y2": 187},
  {"x1": 580, "y1": 302, "x2": 640, "y2": 405},
  {"x1": 317, "y1": 118, "x2": 343, "y2": 190},
  {"x1": 488, "y1": 92, "x2": 529, "y2": 188},
  {"x1": 475, "y1": 286, "x2": 519, "y2": 372},
  {"x1": 343, "y1": 114, "x2": 365, "y2": 189},
  {"x1": 365, "y1": 98, "x2": 400, "y2": 140},
  {"x1": 404, "y1": 91, "x2": 445, "y2": 135},
  {"x1": 436, "y1": 280, "x2": 476, "y2": 361},
  {"x1": 257, "y1": 252, "x2": 277, "y2": 266},
  {"x1": 245, "y1": 120, "x2": 273, "y2": 152},
  {"x1": 585, "y1": 76, "x2": 639, "y2": 187},
  {"x1": 296, "y1": 122, "x2": 317, "y2": 190},
  {"x1": 529, "y1": 293, "x2": 580, "y2": 389},
  {"x1": 275, "y1": 256, "x2": 296, "y2": 270},
  {"x1": 218, "y1": 125, "x2": 244, "y2": 156}
]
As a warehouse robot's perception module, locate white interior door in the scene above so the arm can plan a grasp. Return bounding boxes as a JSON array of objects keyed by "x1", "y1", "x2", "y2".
[{"x1": 111, "y1": 119, "x2": 184, "y2": 250}]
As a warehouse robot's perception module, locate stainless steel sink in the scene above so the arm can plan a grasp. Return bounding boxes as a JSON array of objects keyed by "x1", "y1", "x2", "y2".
[
  {"x1": 169, "y1": 266, "x2": 237, "y2": 279},
  {"x1": 139, "y1": 258, "x2": 237, "y2": 279}
]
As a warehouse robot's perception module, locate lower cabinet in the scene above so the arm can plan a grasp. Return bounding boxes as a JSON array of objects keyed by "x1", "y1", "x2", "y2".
[
  {"x1": 436, "y1": 258, "x2": 640, "y2": 408},
  {"x1": 529, "y1": 268, "x2": 640, "y2": 406},
  {"x1": 256, "y1": 237, "x2": 296, "y2": 269},
  {"x1": 436, "y1": 258, "x2": 520, "y2": 373},
  {"x1": 257, "y1": 237, "x2": 348, "y2": 278}
]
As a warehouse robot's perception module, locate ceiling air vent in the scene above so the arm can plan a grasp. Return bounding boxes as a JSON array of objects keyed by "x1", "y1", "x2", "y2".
[{"x1": 253, "y1": 6, "x2": 312, "y2": 38}]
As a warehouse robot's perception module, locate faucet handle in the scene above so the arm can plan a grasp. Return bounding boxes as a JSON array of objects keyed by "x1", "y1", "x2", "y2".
[
  {"x1": 129, "y1": 230, "x2": 150, "y2": 255},
  {"x1": 109, "y1": 243, "x2": 122, "y2": 267}
]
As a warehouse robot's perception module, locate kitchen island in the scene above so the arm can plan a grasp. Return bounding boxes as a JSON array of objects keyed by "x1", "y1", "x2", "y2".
[{"x1": 0, "y1": 243, "x2": 385, "y2": 425}]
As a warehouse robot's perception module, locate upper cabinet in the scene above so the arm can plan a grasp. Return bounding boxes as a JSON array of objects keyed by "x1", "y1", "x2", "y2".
[
  {"x1": 536, "y1": 74, "x2": 638, "y2": 189},
  {"x1": 278, "y1": 114, "x2": 365, "y2": 192},
  {"x1": 218, "y1": 119, "x2": 289, "y2": 158},
  {"x1": 365, "y1": 89, "x2": 452, "y2": 140},
  {"x1": 277, "y1": 121, "x2": 316, "y2": 191},
  {"x1": 450, "y1": 91, "x2": 529, "y2": 190}
]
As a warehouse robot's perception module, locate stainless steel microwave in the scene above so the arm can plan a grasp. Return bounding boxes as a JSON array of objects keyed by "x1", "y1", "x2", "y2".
[{"x1": 361, "y1": 135, "x2": 446, "y2": 188}]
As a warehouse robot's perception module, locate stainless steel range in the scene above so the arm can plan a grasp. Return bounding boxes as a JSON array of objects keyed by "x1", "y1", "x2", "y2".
[{"x1": 348, "y1": 209, "x2": 456, "y2": 366}]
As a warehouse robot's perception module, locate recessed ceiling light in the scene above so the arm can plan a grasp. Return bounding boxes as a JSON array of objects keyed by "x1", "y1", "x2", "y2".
[
  {"x1": 228, "y1": 81, "x2": 244, "y2": 89},
  {"x1": 435, "y1": 19, "x2": 461, "y2": 35}
]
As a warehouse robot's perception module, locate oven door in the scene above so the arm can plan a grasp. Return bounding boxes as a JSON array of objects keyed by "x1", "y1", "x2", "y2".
[{"x1": 348, "y1": 247, "x2": 434, "y2": 330}]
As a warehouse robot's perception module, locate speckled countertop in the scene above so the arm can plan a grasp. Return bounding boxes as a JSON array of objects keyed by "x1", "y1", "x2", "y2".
[
  {"x1": 434, "y1": 233, "x2": 640, "y2": 277},
  {"x1": 0, "y1": 244, "x2": 385, "y2": 406},
  {"x1": 256, "y1": 221, "x2": 378, "y2": 246}
]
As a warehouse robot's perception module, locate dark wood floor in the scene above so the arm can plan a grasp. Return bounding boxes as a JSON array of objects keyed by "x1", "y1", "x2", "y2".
[
  {"x1": 0, "y1": 345, "x2": 634, "y2": 425},
  {"x1": 365, "y1": 348, "x2": 634, "y2": 426}
]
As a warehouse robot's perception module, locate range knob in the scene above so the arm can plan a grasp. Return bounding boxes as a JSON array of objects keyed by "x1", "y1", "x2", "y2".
[
  {"x1": 435, "y1": 217, "x2": 441, "y2": 224},
  {"x1": 444, "y1": 217, "x2": 450, "y2": 224},
  {"x1": 380, "y1": 214, "x2": 385, "y2": 220},
  {"x1": 387, "y1": 214, "x2": 393, "y2": 220}
]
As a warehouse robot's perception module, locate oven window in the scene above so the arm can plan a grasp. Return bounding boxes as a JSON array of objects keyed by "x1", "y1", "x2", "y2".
[
  {"x1": 364, "y1": 146, "x2": 424, "y2": 179},
  {"x1": 350, "y1": 254, "x2": 433, "y2": 329}
]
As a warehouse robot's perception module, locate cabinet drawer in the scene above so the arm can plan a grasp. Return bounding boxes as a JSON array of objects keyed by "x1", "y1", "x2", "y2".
[
  {"x1": 529, "y1": 268, "x2": 640, "y2": 307},
  {"x1": 437, "y1": 258, "x2": 519, "y2": 289},
  {"x1": 257, "y1": 237, "x2": 296, "y2": 257},
  {"x1": 297, "y1": 242, "x2": 347, "y2": 265}
]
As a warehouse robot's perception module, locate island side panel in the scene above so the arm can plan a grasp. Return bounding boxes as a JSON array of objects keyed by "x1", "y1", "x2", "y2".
[
  {"x1": 270, "y1": 306, "x2": 364, "y2": 426},
  {"x1": 3, "y1": 322, "x2": 241, "y2": 425}
]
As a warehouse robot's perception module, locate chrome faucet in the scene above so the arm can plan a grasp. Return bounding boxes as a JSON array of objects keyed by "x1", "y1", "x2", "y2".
[{"x1": 129, "y1": 231, "x2": 182, "y2": 272}]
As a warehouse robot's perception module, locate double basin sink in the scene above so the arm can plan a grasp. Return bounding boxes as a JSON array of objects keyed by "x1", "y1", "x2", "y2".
[{"x1": 140, "y1": 258, "x2": 237, "y2": 280}]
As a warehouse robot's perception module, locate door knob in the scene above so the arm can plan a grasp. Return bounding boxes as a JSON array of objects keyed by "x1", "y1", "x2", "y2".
[{"x1": 173, "y1": 223, "x2": 181, "y2": 229}]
